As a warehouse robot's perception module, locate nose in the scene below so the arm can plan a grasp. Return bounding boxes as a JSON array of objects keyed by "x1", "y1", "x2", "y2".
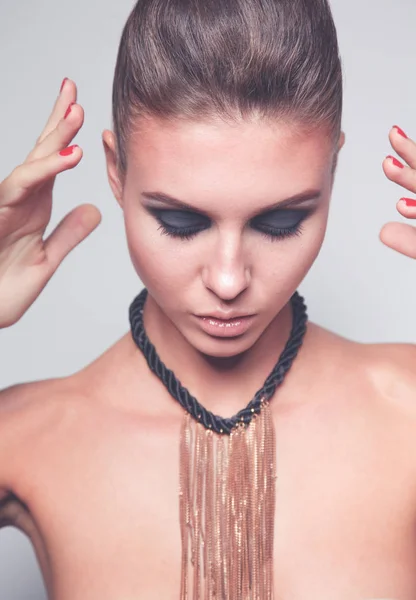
[{"x1": 201, "y1": 233, "x2": 251, "y2": 301}]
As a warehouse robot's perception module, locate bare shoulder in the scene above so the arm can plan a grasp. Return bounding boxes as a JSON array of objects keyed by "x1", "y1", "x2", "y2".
[
  {"x1": 0, "y1": 331, "x2": 132, "y2": 426},
  {"x1": 0, "y1": 376, "x2": 76, "y2": 420},
  {"x1": 0, "y1": 377, "x2": 82, "y2": 494},
  {"x1": 362, "y1": 341, "x2": 416, "y2": 409},
  {"x1": 0, "y1": 332, "x2": 135, "y2": 491},
  {"x1": 307, "y1": 321, "x2": 416, "y2": 412}
]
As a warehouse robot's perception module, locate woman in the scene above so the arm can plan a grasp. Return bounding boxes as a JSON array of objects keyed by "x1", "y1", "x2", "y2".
[{"x1": 0, "y1": 0, "x2": 415, "y2": 598}]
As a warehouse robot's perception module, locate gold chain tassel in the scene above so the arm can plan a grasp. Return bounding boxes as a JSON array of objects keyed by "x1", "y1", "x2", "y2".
[{"x1": 179, "y1": 400, "x2": 276, "y2": 599}]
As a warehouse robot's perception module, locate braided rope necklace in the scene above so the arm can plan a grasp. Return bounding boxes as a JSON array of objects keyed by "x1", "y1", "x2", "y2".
[{"x1": 129, "y1": 288, "x2": 308, "y2": 599}]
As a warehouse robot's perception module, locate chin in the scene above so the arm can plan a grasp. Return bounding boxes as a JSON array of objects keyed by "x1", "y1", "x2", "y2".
[{"x1": 187, "y1": 330, "x2": 261, "y2": 359}]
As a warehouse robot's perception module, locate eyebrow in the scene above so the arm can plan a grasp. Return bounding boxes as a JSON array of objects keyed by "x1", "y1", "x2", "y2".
[{"x1": 141, "y1": 189, "x2": 322, "y2": 214}]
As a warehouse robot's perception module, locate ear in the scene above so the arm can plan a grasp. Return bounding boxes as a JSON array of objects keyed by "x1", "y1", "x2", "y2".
[
  {"x1": 337, "y1": 131, "x2": 346, "y2": 152},
  {"x1": 102, "y1": 129, "x2": 124, "y2": 208},
  {"x1": 331, "y1": 131, "x2": 346, "y2": 177}
]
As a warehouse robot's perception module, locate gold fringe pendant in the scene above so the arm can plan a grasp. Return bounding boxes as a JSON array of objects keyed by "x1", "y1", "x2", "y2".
[{"x1": 179, "y1": 399, "x2": 276, "y2": 599}]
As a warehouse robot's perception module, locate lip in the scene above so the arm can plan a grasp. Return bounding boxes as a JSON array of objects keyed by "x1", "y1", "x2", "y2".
[
  {"x1": 193, "y1": 314, "x2": 255, "y2": 338},
  {"x1": 197, "y1": 311, "x2": 253, "y2": 320}
]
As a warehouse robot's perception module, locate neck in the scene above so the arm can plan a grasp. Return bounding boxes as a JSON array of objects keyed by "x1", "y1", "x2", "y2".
[{"x1": 141, "y1": 292, "x2": 295, "y2": 419}]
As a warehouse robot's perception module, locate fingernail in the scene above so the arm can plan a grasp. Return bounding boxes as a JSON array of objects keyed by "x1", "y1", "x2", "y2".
[
  {"x1": 386, "y1": 155, "x2": 404, "y2": 169},
  {"x1": 60, "y1": 78, "x2": 68, "y2": 94},
  {"x1": 59, "y1": 145, "x2": 78, "y2": 156},
  {"x1": 401, "y1": 198, "x2": 416, "y2": 207},
  {"x1": 64, "y1": 102, "x2": 75, "y2": 119},
  {"x1": 393, "y1": 125, "x2": 408, "y2": 139}
]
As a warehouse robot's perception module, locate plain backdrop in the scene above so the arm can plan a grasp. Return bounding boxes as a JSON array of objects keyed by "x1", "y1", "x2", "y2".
[{"x1": 0, "y1": 0, "x2": 415, "y2": 598}]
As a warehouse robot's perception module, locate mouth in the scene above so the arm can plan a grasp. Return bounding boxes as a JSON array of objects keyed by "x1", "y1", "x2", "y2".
[
  {"x1": 195, "y1": 310, "x2": 255, "y2": 320},
  {"x1": 193, "y1": 314, "x2": 256, "y2": 338}
]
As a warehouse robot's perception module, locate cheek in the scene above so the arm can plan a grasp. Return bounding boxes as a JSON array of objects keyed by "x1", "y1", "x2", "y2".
[
  {"x1": 124, "y1": 211, "x2": 197, "y2": 294},
  {"x1": 256, "y1": 210, "x2": 328, "y2": 288}
]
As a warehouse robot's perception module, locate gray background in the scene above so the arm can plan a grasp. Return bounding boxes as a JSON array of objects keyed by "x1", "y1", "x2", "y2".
[{"x1": 0, "y1": 0, "x2": 415, "y2": 597}]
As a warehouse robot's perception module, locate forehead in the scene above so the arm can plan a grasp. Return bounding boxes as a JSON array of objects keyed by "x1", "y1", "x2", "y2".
[{"x1": 126, "y1": 117, "x2": 334, "y2": 199}]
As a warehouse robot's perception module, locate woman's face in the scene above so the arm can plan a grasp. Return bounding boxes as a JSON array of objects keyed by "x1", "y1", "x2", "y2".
[{"x1": 104, "y1": 117, "x2": 345, "y2": 357}]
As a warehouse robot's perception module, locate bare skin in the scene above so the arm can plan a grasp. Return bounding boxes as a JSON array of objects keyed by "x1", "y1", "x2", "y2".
[
  {"x1": 1, "y1": 327, "x2": 416, "y2": 600},
  {"x1": 1, "y1": 78, "x2": 416, "y2": 600}
]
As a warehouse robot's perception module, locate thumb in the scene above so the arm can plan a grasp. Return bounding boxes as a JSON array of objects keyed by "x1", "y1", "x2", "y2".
[{"x1": 43, "y1": 204, "x2": 102, "y2": 273}]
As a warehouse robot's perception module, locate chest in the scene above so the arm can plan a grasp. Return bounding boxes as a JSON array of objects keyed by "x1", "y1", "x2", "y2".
[{"x1": 16, "y1": 399, "x2": 416, "y2": 600}]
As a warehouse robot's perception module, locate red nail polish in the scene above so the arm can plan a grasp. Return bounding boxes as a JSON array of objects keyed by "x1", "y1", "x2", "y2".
[
  {"x1": 393, "y1": 125, "x2": 408, "y2": 139},
  {"x1": 59, "y1": 145, "x2": 78, "y2": 156},
  {"x1": 402, "y1": 198, "x2": 416, "y2": 207},
  {"x1": 387, "y1": 155, "x2": 404, "y2": 169},
  {"x1": 60, "y1": 78, "x2": 68, "y2": 93},
  {"x1": 64, "y1": 102, "x2": 75, "y2": 119}
]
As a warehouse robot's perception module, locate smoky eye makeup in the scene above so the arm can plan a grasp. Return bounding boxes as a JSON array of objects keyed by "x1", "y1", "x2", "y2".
[
  {"x1": 250, "y1": 209, "x2": 309, "y2": 228},
  {"x1": 149, "y1": 208, "x2": 209, "y2": 229},
  {"x1": 146, "y1": 205, "x2": 313, "y2": 241}
]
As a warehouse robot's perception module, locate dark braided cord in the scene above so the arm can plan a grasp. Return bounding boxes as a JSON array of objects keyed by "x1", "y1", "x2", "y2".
[{"x1": 129, "y1": 288, "x2": 308, "y2": 435}]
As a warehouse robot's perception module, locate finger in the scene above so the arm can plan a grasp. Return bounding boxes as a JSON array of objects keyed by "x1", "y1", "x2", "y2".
[
  {"x1": 396, "y1": 198, "x2": 416, "y2": 219},
  {"x1": 26, "y1": 102, "x2": 85, "y2": 163},
  {"x1": 382, "y1": 155, "x2": 416, "y2": 196},
  {"x1": 1, "y1": 145, "x2": 83, "y2": 208},
  {"x1": 379, "y1": 221, "x2": 416, "y2": 259},
  {"x1": 35, "y1": 78, "x2": 77, "y2": 147},
  {"x1": 388, "y1": 126, "x2": 416, "y2": 170},
  {"x1": 43, "y1": 204, "x2": 102, "y2": 273}
]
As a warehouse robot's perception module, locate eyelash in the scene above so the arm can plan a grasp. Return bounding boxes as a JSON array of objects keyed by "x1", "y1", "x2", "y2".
[{"x1": 156, "y1": 219, "x2": 306, "y2": 242}]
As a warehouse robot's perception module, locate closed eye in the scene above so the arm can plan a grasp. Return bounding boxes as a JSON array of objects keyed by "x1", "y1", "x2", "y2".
[
  {"x1": 250, "y1": 209, "x2": 308, "y2": 229},
  {"x1": 148, "y1": 208, "x2": 312, "y2": 241}
]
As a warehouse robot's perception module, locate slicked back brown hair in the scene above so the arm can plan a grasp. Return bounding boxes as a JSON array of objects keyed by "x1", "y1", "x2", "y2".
[{"x1": 112, "y1": 0, "x2": 343, "y2": 182}]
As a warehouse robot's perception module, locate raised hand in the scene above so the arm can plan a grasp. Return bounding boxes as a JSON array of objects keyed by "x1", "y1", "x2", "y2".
[
  {"x1": 380, "y1": 126, "x2": 416, "y2": 258},
  {"x1": 0, "y1": 78, "x2": 101, "y2": 328}
]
